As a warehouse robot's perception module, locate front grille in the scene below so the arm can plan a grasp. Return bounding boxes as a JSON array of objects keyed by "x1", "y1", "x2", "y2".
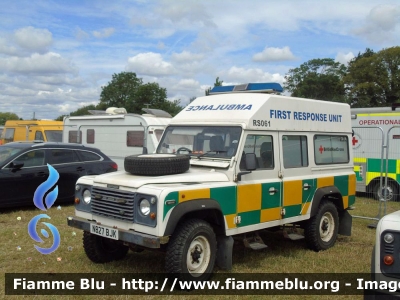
[
  {"x1": 384, "y1": 244, "x2": 395, "y2": 254},
  {"x1": 91, "y1": 187, "x2": 135, "y2": 222}
]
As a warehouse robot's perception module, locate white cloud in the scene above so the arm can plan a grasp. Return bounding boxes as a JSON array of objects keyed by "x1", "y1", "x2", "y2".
[
  {"x1": 0, "y1": 52, "x2": 77, "y2": 75},
  {"x1": 126, "y1": 52, "x2": 175, "y2": 76},
  {"x1": 13, "y1": 26, "x2": 52, "y2": 53},
  {"x1": 223, "y1": 66, "x2": 285, "y2": 85},
  {"x1": 335, "y1": 52, "x2": 355, "y2": 65},
  {"x1": 171, "y1": 51, "x2": 204, "y2": 62},
  {"x1": 92, "y1": 27, "x2": 115, "y2": 38},
  {"x1": 253, "y1": 46, "x2": 296, "y2": 62},
  {"x1": 352, "y1": 4, "x2": 400, "y2": 43},
  {"x1": 75, "y1": 27, "x2": 90, "y2": 40}
]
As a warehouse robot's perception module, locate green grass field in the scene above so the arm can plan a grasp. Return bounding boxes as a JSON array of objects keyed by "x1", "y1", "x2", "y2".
[{"x1": 1, "y1": 196, "x2": 399, "y2": 300}]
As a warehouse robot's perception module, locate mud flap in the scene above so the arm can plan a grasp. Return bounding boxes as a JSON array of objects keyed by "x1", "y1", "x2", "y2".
[
  {"x1": 216, "y1": 235, "x2": 234, "y2": 270},
  {"x1": 338, "y1": 209, "x2": 352, "y2": 236}
]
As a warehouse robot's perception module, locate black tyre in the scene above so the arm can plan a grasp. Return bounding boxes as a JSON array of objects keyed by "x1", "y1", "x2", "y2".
[
  {"x1": 373, "y1": 181, "x2": 399, "y2": 202},
  {"x1": 165, "y1": 219, "x2": 216, "y2": 282},
  {"x1": 304, "y1": 201, "x2": 339, "y2": 252},
  {"x1": 124, "y1": 154, "x2": 190, "y2": 176},
  {"x1": 83, "y1": 231, "x2": 129, "y2": 263}
]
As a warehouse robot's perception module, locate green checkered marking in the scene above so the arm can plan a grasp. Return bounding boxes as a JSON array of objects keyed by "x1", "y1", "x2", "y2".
[
  {"x1": 284, "y1": 204, "x2": 302, "y2": 218},
  {"x1": 238, "y1": 210, "x2": 261, "y2": 227},
  {"x1": 368, "y1": 158, "x2": 397, "y2": 173},
  {"x1": 334, "y1": 175, "x2": 349, "y2": 196},
  {"x1": 261, "y1": 182, "x2": 281, "y2": 209},
  {"x1": 210, "y1": 186, "x2": 237, "y2": 215},
  {"x1": 302, "y1": 178, "x2": 316, "y2": 203}
]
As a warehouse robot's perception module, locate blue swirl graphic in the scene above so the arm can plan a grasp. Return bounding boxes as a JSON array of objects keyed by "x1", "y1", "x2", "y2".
[
  {"x1": 33, "y1": 164, "x2": 59, "y2": 211},
  {"x1": 28, "y1": 214, "x2": 60, "y2": 254}
]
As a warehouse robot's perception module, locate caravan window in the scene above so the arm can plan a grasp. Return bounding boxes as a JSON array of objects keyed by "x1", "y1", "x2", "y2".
[
  {"x1": 87, "y1": 129, "x2": 95, "y2": 144},
  {"x1": 127, "y1": 131, "x2": 144, "y2": 147},
  {"x1": 45, "y1": 130, "x2": 63, "y2": 142},
  {"x1": 69, "y1": 131, "x2": 82, "y2": 143}
]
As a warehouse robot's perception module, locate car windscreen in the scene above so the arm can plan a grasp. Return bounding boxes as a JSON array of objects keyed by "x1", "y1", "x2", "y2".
[
  {"x1": 0, "y1": 146, "x2": 22, "y2": 165},
  {"x1": 45, "y1": 130, "x2": 63, "y2": 142},
  {"x1": 157, "y1": 126, "x2": 242, "y2": 159}
]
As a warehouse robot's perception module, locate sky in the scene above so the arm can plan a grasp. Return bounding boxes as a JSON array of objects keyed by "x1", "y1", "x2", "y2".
[{"x1": 0, "y1": 0, "x2": 399, "y2": 120}]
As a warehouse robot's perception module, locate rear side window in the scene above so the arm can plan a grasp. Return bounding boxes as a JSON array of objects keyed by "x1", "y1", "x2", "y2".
[
  {"x1": 282, "y1": 135, "x2": 308, "y2": 168},
  {"x1": 69, "y1": 131, "x2": 82, "y2": 143},
  {"x1": 50, "y1": 149, "x2": 80, "y2": 164},
  {"x1": 78, "y1": 151, "x2": 102, "y2": 162},
  {"x1": 314, "y1": 135, "x2": 349, "y2": 164}
]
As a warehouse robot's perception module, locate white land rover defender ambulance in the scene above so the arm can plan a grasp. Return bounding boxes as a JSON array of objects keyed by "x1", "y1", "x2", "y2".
[{"x1": 68, "y1": 83, "x2": 356, "y2": 281}]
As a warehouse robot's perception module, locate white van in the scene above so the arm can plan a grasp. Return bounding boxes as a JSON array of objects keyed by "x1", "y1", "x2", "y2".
[
  {"x1": 68, "y1": 83, "x2": 356, "y2": 282},
  {"x1": 351, "y1": 105, "x2": 400, "y2": 201},
  {"x1": 63, "y1": 108, "x2": 172, "y2": 169}
]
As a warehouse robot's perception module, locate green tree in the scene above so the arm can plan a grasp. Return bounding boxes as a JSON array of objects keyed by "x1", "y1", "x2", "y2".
[
  {"x1": 0, "y1": 112, "x2": 19, "y2": 125},
  {"x1": 98, "y1": 72, "x2": 182, "y2": 116},
  {"x1": 284, "y1": 58, "x2": 347, "y2": 102},
  {"x1": 343, "y1": 46, "x2": 400, "y2": 107}
]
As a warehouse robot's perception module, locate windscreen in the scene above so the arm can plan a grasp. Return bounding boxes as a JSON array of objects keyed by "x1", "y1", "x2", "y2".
[{"x1": 157, "y1": 126, "x2": 242, "y2": 159}]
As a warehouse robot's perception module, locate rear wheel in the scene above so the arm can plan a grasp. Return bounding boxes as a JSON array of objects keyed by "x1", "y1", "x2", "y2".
[
  {"x1": 373, "y1": 181, "x2": 399, "y2": 202},
  {"x1": 83, "y1": 232, "x2": 129, "y2": 263},
  {"x1": 305, "y1": 201, "x2": 339, "y2": 252}
]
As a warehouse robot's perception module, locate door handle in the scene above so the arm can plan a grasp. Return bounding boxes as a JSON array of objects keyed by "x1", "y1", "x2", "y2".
[
  {"x1": 269, "y1": 187, "x2": 279, "y2": 194},
  {"x1": 37, "y1": 171, "x2": 47, "y2": 177},
  {"x1": 303, "y1": 184, "x2": 313, "y2": 190},
  {"x1": 76, "y1": 167, "x2": 85, "y2": 172}
]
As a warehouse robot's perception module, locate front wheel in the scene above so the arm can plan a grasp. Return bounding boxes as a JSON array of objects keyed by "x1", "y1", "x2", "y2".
[
  {"x1": 304, "y1": 201, "x2": 339, "y2": 252},
  {"x1": 165, "y1": 219, "x2": 216, "y2": 282},
  {"x1": 83, "y1": 232, "x2": 129, "y2": 263}
]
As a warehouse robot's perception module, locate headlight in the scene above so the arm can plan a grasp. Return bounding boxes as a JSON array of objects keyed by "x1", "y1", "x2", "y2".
[
  {"x1": 384, "y1": 233, "x2": 394, "y2": 244},
  {"x1": 83, "y1": 189, "x2": 91, "y2": 204},
  {"x1": 139, "y1": 199, "x2": 150, "y2": 216}
]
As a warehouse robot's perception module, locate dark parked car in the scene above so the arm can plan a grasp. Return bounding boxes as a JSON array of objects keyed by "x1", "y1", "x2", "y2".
[{"x1": 0, "y1": 142, "x2": 118, "y2": 208}]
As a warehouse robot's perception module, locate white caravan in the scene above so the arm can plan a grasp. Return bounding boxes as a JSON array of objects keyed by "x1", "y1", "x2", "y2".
[{"x1": 63, "y1": 108, "x2": 172, "y2": 169}]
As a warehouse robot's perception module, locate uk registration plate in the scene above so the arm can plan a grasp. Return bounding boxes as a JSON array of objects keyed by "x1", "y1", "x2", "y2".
[{"x1": 90, "y1": 224, "x2": 119, "y2": 240}]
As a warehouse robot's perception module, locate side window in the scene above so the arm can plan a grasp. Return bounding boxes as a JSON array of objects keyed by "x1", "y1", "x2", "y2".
[
  {"x1": 35, "y1": 131, "x2": 44, "y2": 141},
  {"x1": 127, "y1": 131, "x2": 144, "y2": 147},
  {"x1": 87, "y1": 129, "x2": 95, "y2": 144},
  {"x1": 314, "y1": 135, "x2": 349, "y2": 164},
  {"x1": 50, "y1": 149, "x2": 79, "y2": 164},
  {"x1": 282, "y1": 135, "x2": 308, "y2": 168},
  {"x1": 78, "y1": 151, "x2": 101, "y2": 162},
  {"x1": 13, "y1": 150, "x2": 45, "y2": 168},
  {"x1": 241, "y1": 134, "x2": 274, "y2": 170},
  {"x1": 4, "y1": 128, "x2": 15, "y2": 143},
  {"x1": 69, "y1": 131, "x2": 82, "y2": 143}
]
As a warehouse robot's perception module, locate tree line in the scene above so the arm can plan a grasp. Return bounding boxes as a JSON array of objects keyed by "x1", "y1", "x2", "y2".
[{"x1": 1, "y1": 46, "x2": 398, "y2": 125}]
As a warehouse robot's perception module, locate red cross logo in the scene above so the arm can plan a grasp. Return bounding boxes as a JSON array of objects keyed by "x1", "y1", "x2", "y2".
[
  {"x1": 352, "y1": 136, "x2": 359, "y2": 146},
  {"x1": 319, "y1": 145, "x2": 324, "y2": 154}
]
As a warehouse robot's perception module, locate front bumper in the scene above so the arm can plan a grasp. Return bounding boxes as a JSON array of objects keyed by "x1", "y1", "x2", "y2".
[{"x1": 67, "y1": 216, "x2": 162, "y2": 249}]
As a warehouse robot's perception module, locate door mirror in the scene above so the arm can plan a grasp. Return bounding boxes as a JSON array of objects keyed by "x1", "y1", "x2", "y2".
[
  {"x1": 244, "y1": 153, "x2": 257, "y2": 170},
  {"x1": 10, "y1": 160, "x2": 24, "y2": 170}
]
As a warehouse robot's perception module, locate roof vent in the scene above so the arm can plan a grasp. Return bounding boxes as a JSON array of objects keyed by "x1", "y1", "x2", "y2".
[{"x1": 105, "y1": 107, "x2": 127, "y2": 115}]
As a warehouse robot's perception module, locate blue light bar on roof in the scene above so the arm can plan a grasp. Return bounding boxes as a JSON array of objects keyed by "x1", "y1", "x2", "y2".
[{"x1": 208, "y1": 82, "x2": 283, "y2": 95}]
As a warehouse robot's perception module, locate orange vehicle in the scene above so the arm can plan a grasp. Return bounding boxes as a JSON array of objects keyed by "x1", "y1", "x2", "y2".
[{"x1": 1, "y1": 120, "x2": 63, "y2": 144}]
